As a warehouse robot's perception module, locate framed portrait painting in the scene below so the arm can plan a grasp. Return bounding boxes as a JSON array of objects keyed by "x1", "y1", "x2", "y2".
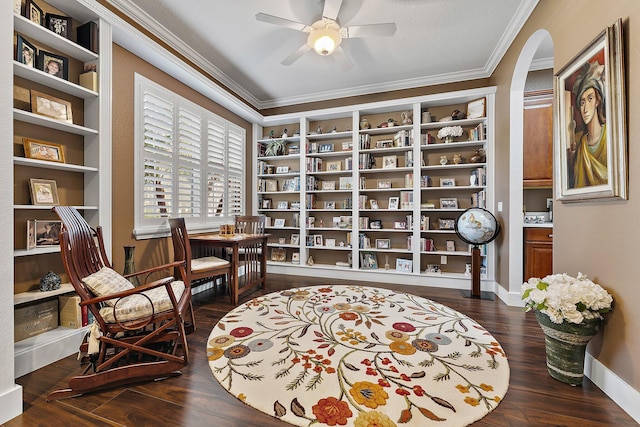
[{"x1": 554, "y1": 18, "x2": 627, "y2": 201}]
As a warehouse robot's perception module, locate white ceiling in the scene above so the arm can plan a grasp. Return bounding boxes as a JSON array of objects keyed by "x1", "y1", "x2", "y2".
[{"x1": 110, "y1": 0, "x2": 550, "y2": 109}]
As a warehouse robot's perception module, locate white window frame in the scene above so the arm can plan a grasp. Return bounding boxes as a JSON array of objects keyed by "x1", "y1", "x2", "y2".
[{"x1": 133, "y1": 74, "x2": 245, "y2": 238}]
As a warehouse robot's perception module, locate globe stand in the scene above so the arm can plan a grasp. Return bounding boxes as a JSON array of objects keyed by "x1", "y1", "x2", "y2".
[{"x1": 461, "y1": 245, "x2": 494, "y2": 300}]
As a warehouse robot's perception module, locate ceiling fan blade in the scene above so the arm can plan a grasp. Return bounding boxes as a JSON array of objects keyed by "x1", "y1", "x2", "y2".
[
  {"x1": 342, "y1": 23, "x2": 397, "y2": 38},
  {"x1": 322, "y1": 0, "x2": 343, "y2": 21},
  {"x1": 256, "y1": 13, "x2": 310, "y2": 32},
  {"x1": 332, "y1": 46, "x2": 353, "y2": 70},
  {"x1": 282, "y1": 44, "x2": 312, "y2": 66}
]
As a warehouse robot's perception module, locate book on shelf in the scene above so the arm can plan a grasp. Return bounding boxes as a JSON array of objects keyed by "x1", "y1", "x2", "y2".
[
  {"x1": 405, "y1": 173, "x2": 413, "y2": 188},
  {"x1": 339, "y1": 176, "x2": 353, "y2": 190},
  {"x1": 359, "y1": 217, "x2": 369, "y2": 229},
  {"x1": 422, "y1": 133, "x2": 436, "y2": 145},
  {"x1": 359, "y1": 134, "x2": 370, "y2": 150},
  {"x1": 358, "y1": 194, "x2": 368, "y2": 209},
  {"x1": 306, "y1": 194, "x2": 316, "y2": 209},
  {"x1": 469, "y1": 123, "x2": 485, "y2": 141},
  {"x1": 470, "y1": 190, "x2": 486, "y2": 208},
  {"x1": 306, "y1": 157, "x2": 322, "y2": 172},
  {"x1": 77, "y1": 21, "x2": 99, "y2": 53},
  {"x1": 342, "y1": 197, "x2": 353, "y2": 209},
  {"x1": 306, "y1": 176, "x2": 317, "y2": 191},
  {"x1": 470, "y1": 167, "x2": 486, "y2": 186},
  {"x1": 394, "y1": 129, "x2": 412, "y2": 147},
  {"x1": 400, "y1": 191, "x2": 413, "y2": 209},
  {"x1": 405, "y1": 150, "x2": 413, "y2": 167},
  {"x1": 345, "y1": 157, "x2": 353, "y2": 170},
  {"x1": 359, "y1": 176, "x2": 366, "y2": 189},
  {"x1": 359, "y1": 153, "x2": 374, "y2": 170},
  {"x1": 421, "y1": 215, "x2": 429, "y2": 230}
]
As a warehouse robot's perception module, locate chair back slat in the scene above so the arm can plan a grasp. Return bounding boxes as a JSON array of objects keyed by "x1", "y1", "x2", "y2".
[
  {"x1": 235, "y1": 215, "x2": 265, "y2": 235},
  {"x1": 168, "y1": 218, "x2": 193, "y2": 281}
]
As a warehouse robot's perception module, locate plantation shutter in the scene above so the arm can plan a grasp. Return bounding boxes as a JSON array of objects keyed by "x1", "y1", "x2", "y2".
[
  {"x1": 227, "y1": 123, "x2": 244, "y2": 216},
  {"x1": 206, "y1": 118, "x2": 226, "y2": 217},
  {"x1": 177, "y1": 107, "x2": 202, "y2": 217}
]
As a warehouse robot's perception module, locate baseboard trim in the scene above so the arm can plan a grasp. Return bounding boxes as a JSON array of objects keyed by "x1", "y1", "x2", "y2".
[
  {"x1": 0, "y1": 384, "x2": 23, "y2": 424},
  {"x1": 585, "y1": 353, "x2": 640, "y2": 423}
]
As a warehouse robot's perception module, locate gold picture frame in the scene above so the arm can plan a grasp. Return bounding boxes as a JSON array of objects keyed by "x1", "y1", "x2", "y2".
[
  {"x1": 554, "y1": 18, "x2": 627, "y2": 201},
  {"x1": 29, "y1": 178, "x2": 60, "y2": 206},
  {"x1": 466, "y1": 97, "x2": 486, "y2": 119},
  {"x1": 30, "y1": 90, "x2": 73, "y2": 123},
  {"x1": 23, "y1": 138, "x2": 65, "y2": 163}
]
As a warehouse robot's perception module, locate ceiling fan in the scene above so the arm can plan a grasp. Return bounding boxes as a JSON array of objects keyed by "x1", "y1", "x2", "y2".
[{"x1": 256, "y1": 0, "x2": 397, "y2": 70}]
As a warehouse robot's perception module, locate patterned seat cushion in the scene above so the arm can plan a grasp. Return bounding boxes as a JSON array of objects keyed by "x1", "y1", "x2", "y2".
[
  {"x1": 82, "y1": 267, "x2": 186, "y2": 324},
  {"x1": 191, "y1": 256, "x2": 229, "y2": 272}
]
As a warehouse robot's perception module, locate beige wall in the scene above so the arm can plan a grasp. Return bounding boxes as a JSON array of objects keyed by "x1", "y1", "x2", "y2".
[
  {"x1": 110, "y1": 44, "x2": 252, "y2": 272},
  {"x1": 490, "y1": 0, "x2": 639, "y2": 390}
]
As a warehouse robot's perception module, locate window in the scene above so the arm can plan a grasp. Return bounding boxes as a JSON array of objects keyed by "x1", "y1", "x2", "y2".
[{"x1": 134, "y1": 75, "x2": 245, "y2": 238}]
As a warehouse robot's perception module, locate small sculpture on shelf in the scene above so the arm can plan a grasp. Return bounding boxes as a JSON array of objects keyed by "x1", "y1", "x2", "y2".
[
  {"x1": 470, "y1": 149, "x2": 486, "y2": 163},
  {"x1": 360, "y1": 117, "x2": 371, "y2": 130},
  {"x1": 265, "y1": 139, "x2": 287, "y2": 156},
  {"x1": 453, "y1": 153, "x2": 463, "y2": 164},
  {"x1": 439, "y1": 155, "x2": 448, "y2": 165},
  {"x1": 39, "y1": 271, "x2": 61, "y2": 291},
  {"x1": 282, "y1": 129, "x2": 288, "y2": 138},
  {"x1": 401, "y1": 110, "x2": 412, "y2": 125}
]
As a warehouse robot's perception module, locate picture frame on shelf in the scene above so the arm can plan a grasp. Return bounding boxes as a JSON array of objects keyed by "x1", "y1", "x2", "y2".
[
  {"x1": 261, "y1": 198, "x2": 272, "y2": 209},
  {"x1": 426, "y1": 264, "x2": 441, "y2": 274},
  {"x1": 466, "y1": 97, "x2": 486, "y2": 119},
  {"x1": 438, "y1": 218, "x2": 456, "y2": 230},
  {"x1": 440, "y1": 178, "x2": 456, "y2": 187},
  {"x1": 326, "y1": 161, "x2": 342, "y2": 171},
  {"x1": 319, "y1": 143, "x2": 334, "y2": 153},
  {"x1": 29, "y1": 178, "x2": 59, "y2": 206},
  {"x1": 369, "y1": 199, "x2": 379, "y2": 210},
  {"x1": 394, "y1": 221, "x2": 407, "y2": 230},
  {"x1": 388, "y1": 197, "x2": 399, "y2": 210},
  {"x1": 382, "y1": 155, "x2": 397, "y2": 169},
  {"x1": 278, "y1": 237, "x2": 286, "y2": 245},
  {"x1": 25, "y1": 0, "x2": 43, "y2": 25},
  {"x1": 37, "y1": 50, "x2": 69, "y2": 80},
  {"x1": 439, "y1": 197, "x2": 458, "y2": 209},
  {"x1": 34, "y1": 220, "x2": 62, "y2": 247},
  {"x1": 276, "y1": 165, "x2": 289, "y2": 173},
  {"x1": 325, "y1": 238, "x2": 336, "y2": 247},
  {"x1": 26, "y1": 220, "x2": 36, "y2": 250},
  {"x1": 16, "y1": 35, "x2": 37, "y2": 68},
  {"x1": 555, "y1": 19, "x2": 627, "y2": 201},
  {"x1": 23, "y1": 138, "x2": 65, "y2": 163},
  {"x1": 271, "y1": 248, "x2": 287, "y2": 262},
  {"x1": 446, "y1": 240, "x2": 456, "y2": 252},
  {"x1": 377, "y1": 180, "x2": 392, "y2": 189},
  {"x1": 45, "y1": 13, "x2": 71, "y2": 39},
  {"x1": 277, "y1": 200, "x2": 288, "y2": 209},
  {"x1": 376, "y1": 239, "x2": 391, "y2": 249},
  {"x1": 396, "y1": 258, "x2": 413, "y2": 272},
  {"x1": 291, "y1": 201, "x2": 301, "y2": 210},
  {"x1": 370, "y1": 219, "x2": 382, "y2": 229},
  {"x1": 265, "y1": 179, "x2": 278, "y2": 192},
  {"x1": 324, "y1": 201, "x2": 336, "y2": 209},
  {"x1": 290, "y1": 234, "x2": 300, "y2": 245},
  {"x1": 342, "y1": 141, "x2": 353, "y2": 151},
  {"x1": 321, "y1": 181, "x2": 336, "y2": 190},
  {"x1": 360, "y1": 251, "x2": 378, "y2": 269},
  {"x1": 274, "y1": 218, "x2": 286, "y2": 228},
  {"x1": 314, "y1": 235, "x2": 323, "y2": 246},
  {"x1": 30, "y1": 90, "x2": 73, "y2": 123}
]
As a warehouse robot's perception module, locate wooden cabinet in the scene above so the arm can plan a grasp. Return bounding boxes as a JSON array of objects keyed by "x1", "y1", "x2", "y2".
[
  {"x1": 523, "y1": 90, "x2": 553, "y2": 187},
  {"x1": 524, "y1": 227, "x2": 553, "y2": 280}
]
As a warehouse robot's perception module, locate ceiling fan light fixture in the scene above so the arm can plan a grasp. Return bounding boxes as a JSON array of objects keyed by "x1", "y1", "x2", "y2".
[{"x1": 308, "y1": 27, "x2": 342, "y2": 56}]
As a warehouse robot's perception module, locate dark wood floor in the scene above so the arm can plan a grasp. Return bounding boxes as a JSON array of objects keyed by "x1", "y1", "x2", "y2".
[{"x1": 6, "y1": 274, "x2": 636, "y2": 427}]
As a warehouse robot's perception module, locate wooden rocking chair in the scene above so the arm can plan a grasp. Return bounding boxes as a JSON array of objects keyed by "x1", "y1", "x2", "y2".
[{"x1": 47, "y1": 206, "x2": 194, "y2": 401}]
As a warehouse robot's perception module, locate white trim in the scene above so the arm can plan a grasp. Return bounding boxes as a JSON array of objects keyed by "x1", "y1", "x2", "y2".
[
  {"x1": 0, "y1": 384, "x2": 23, "y2": 424},
  {"x1": 585, "y1": 352, "x2": 640, "y2": 423}
]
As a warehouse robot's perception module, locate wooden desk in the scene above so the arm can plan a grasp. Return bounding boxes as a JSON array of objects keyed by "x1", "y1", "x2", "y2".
[{"x1": 190, "y1": 233, "x2": 268, "y2": 305}]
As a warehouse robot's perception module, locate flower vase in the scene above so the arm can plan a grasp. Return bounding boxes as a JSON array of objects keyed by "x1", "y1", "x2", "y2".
[
  {"x1": 123, "y1": 245, "x2": 141, "y2": 287},
  {"x1": 535, "y1": 310, "x2": 602, "y2": 386},
  {"x1": 444, "y1": 135, "x2": 453, "y2": 143}
]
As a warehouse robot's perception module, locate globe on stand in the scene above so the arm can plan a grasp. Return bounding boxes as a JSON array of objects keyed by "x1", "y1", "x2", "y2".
[{"x1": 455, "y1": 207, "x2": 500, "y2": 300}]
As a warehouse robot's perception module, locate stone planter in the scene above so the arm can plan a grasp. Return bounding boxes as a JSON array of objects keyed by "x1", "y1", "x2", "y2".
[{"x1": 535, "y1": 310, "x2": 602, "y2": 386}]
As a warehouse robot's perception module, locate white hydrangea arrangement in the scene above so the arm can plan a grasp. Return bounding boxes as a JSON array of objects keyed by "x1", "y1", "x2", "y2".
[
  {"x1": 521, "y1": 273, "x2": 613, "y2": 324},
  {"x1": 437, "y1": 126, "x2": 464, "y2": 140}
]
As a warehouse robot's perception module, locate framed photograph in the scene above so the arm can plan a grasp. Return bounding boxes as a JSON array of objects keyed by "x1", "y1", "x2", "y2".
[
  {"x1": 360, "y1": 251, "x2": 378, "y2": 269},
  {"x1": 313, "y1": 235, "x2": 323, "y2": 246},
  {"x1": 277, "y1": 200, "x2": 288, "y2": 209},
  {"x1": 438, "y1": 218, "x2": 455, "y2": 230},
  {"x1": 291, "y1": 201, "x2": 301, "y2": 210},
  {"x1": 370, "y1": 219, "x2": 382, "y2": 229},
  {"x1": 324, "y1": 201, "x2": 336, "y2": 209},
  {"x1": 37, "y1": 50, "x2": 69, "y2": 80},
  {"x1": 319, "y1": 143, "x2": 334, "y2": 153},
  {"x1": 25, "y1": 0, "x2": 43, "y2": 25},
  {"x1": 382, "y1": 155, "x2": 397, "y2": 169},
  {"x1": 265, "y1": 179, "x2": 278, "y2": 192},
  {"x1": 276, "y1": 165, "x2": 289, "y2": 173},
  {"x1": 34, "y1": 220, "x2": 62, "y2": 247},
  {"x1": 369, "y1": 199, "x2": 379, "y2": 210},
  {"x1": 446, "y1": 240, "x2": 456, "y2": 252},
  {"x1": 322, "y1": 181, "x2": 336, "y2": 190},
  {"x1": 29, "y1": 178, "x2": 59, "y2": 206},
  {"x1": 23, "y1": 138, "x2": 65, "y2": 163},
  {"x1": 426, "y1": 264, "x2": 441, "y2": 274},
  {"x1": 394, "y1": 221, "x2": 407, "y2": 230},
  {"x1": 377, "y1": 180, "x2": 392, "y2": 189},
  {"x1": 274, "y1": 218, "x2": 286, "y2": 227},
  {"x1": 388, "y1": 197, "x2": 399, "y2": 210},
  {"x1": 45, "y1": 13, "x2": 71, "y2": 39},
  {"x1": 376, "y1": 239, "x2": 391, "y2": 249},
  {"x1": 290, "y1": 234, "x2": 300, "y2": 245},
  {"x1": 271, "y1": 248, "x2": 287, "y2": 262},
  {"x1": 555, "y1": 19, "x2": 627, "y2": 201},
  {"x1": 440, "y1": 178, "x2": 456, "y2": 187},
  {"x1": 26, "y1": 220, "x2": 36, "y2": 250},
  {"x1": 278, "y1": 237, "x2": 286, "y2": 245},
  {"x1": 439, "y1": 197, "x2": 458, "y2": 209},
  {"x1": 261, "y1": 198, "x2": 272, "y2": 209},
  {"x1": 30, "y1": 90, "x2": 73, "y2": 123},
  {"x1": 396, "y1": 258, "x2": 413, "y2": 272},
  {"x1": 326, "y1": 161, "x2": 342, "y2": 171},
  {"x1": 325, "y1": 238, "x2": 336, "y2": 247},
  {"x1": 342, "y1": 141, "x2": 353, "y2": 151},
  {"x1": 466, "y1": 97, "x2": 486, "y2": 119},
  {"x1": 16, "y1": 35, "x2": 37, "y2": 68}
]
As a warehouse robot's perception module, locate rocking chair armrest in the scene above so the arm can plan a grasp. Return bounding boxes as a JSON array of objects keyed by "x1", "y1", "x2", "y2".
[
  {"x1": 122, "y1": 260, "x2": 186, "y2": 280},
  {"x1": 79, "y1": 275, "x2": 179, "y2": 306}
]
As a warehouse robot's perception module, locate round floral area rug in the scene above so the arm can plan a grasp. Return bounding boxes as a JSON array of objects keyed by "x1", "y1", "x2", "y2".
[{"x1": 207, "y1": 285, "x2": 509, "y2": 426}]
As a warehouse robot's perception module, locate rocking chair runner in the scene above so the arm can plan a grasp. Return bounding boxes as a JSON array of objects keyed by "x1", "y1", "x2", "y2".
[{"x1": 47, "y1": 206, "x2": 194, "y2": 401}]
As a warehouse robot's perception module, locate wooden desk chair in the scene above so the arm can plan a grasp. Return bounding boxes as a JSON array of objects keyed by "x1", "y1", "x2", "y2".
[
  {"x1": 235, "y1": 215, "x2": 266, "y2": 235},
  {"x1": 47, "y1": 206, "x2": 193, "y2": 401},
  {"x1": 169, "y1": 218, "x2": 232, "y2": 300}
]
